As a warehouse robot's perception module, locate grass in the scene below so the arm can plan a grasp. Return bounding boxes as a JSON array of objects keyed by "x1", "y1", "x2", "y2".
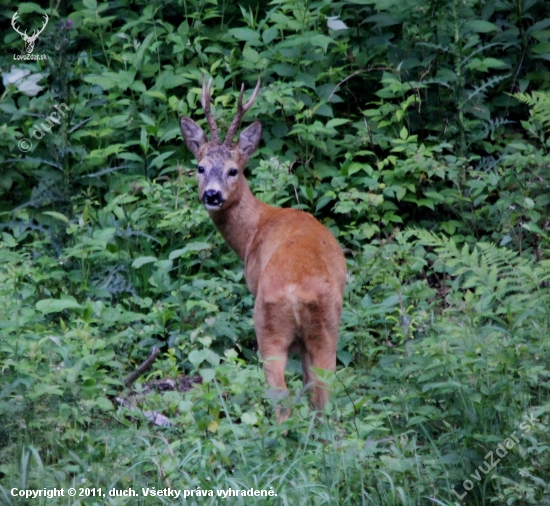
[{"x1": 1, "y1": 231, "x2": 549, "y2": 505}]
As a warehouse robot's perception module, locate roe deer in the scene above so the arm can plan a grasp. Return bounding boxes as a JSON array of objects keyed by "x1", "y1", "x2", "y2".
[{"x1": 179, "y1": 76, "x2": 346, "y2": 422}]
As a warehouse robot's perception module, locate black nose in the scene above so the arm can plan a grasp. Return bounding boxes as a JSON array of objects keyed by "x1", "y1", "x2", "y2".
[{"x1": 202, "y1": 189, "x2": 224, "y2": 206}]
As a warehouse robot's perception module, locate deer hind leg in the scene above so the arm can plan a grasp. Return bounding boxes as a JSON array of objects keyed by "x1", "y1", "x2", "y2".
[
  {"x1": 254, "y1": 302, "x2": 294, "y2": 423},
  {"x1": 301, "y1": 298, "x2": 340, "y2": 414},
  {"x1": 302, "y1": 337, "x2": 337, "y2": 414},
  {"x1": 261, "y1": 348, "x2": 290, "y2": 423},
  {"x1": 301, "y1": 352, "x2": 313, "y2": 391}
]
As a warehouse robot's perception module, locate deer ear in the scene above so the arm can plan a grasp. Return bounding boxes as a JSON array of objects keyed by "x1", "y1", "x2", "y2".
[
  {"x1": 237, "y1": 121, "x2": 262, "y2": 160},
  {"x1": 180, "y1": 117, "x2": 207, "y2": 157}
]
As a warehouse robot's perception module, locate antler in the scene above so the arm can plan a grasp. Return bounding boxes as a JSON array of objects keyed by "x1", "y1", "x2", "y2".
[
  {"x1": 224, "y1": 77, "x2": 261, "y2": 147},
  {"x1": 11, "y1": 11, "x2": 27, "y2": 38},
  {"x1": 31, "y1": 13, "x2": 49, "y2": 39},
  {"x1": 201, "y1": 75, "x2": 219, "y2": 144}
]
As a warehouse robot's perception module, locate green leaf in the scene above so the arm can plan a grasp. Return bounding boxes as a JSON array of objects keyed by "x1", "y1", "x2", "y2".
[
  {"x1": 482, "y1": 58, "x2": 510, "y2": 69},
  {"x1": 189, "y1": 349, "x2": 207, "y2": 368},
  {"x1": 42, "y1": 211, "x2": 69, "y2": 223},
  {"x1": 116, "y1": 69, "x2": 137, "y2": 91},
  {"x1": 361, "y1": 294, "x2": 373, "y2": 308},
  {"x1": 532, "y1": 42, "x2": 550, "y2": 55},
  {"x1": 315, "y1": 194, "x2": 334, "y2": 212},
  {"x1": 415, "y1": 199, "x2": 435, "y2": 210},
  {"x1": 326, "y1": 118, "x2": 350, "y2": 129},
  {"x1": 96, "y1": 397, "x2": 114, "y2": 411},
  {"x1": 140, "y1": 113, "x2": 156, "y2": 127},
  {"x1": 159, "y1": 127, "x2": 182, "y2": 143},
  {"x1": 83, "y1": 74, "x2": 118, "y2": 90},
  {"x1": 527, "y1": 18, "x2": 550, "y2": 34},
  {"x1": 36, "y1": 298, "x2": 83, "y2": 314},
  {"x1": 296, "y1": 72, "x2": 316, "y2": 89},
  {"x1": 315, "y1": 104, "x2": 333, "y2": 117},
  {"x1": 262, "y1": 26, "x2": 278, "y2": 44},
  {"x1": 199, "y1": 368, "x2": 215, "y2": 383},
  {"x1": 147, "y1": 94, "x2": 170, "y2": 107},
  {"x1": 93, "y1": 227, "x2": 116, "y2": 245},
  {"x1": 186, "y1": 300, "x2": 218, "y2": 313},
  {"x1": 337, "y1": 350, "x2": 352, "y2": 367},
  {"x1": 149, "y1": 151, "x2": 175, "y2": 170},
  {"x1": 30, "y1": 384, "x2": 64, "y2": 398},
  {"x1": 179, "y1": 400, "x2": 193, "y2": 412},
  {"x1": 395, "y1": 187, "x2": 407, "y2": 201},
  {"x1": 241, "y1": 412, "x2": 258, "y2": 425},
  {"x1": 242, "y1": 45, "x2": 260, "y2": 64},
  {"x1": 229, "y1": 28, "x2": 260, "y2": 45},
  {"x1": 272, "y1": 64, "x2": 297, "y2": 77},
  {"x1": 308, "y1": 34, "x2": 334, "y2": 52},
  {"x1": 132, "y1": 256, "x2": 158, "y2": 268},
  {"x1": 467, "y1": 20, "x2": 498, "y2": 33},
  {"x1": 380, "y1": 295, "x2": 401, "y2": 308},
  {"x1": 119, "y1": 152, "x2": 144, "y2": 163},
  {"x1": 364, "y1": 13, "x2": 398, "y2": 27},
  {"x1": 169, "y1": 242, "x2": 211, "y2": 259}
]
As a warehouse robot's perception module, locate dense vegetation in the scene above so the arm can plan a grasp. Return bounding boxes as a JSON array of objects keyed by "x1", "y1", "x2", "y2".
[{"x1": 1, "y1": 0, "x2": 550, "y2": 504}]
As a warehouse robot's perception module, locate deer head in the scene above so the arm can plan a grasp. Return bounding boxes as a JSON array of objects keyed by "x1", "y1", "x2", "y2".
[
  {"x1": 11, "y1": 11, "x2": 49, "y2": 54},
  {"x1": 179, "y1": 76, "x2": 261, "y2": 211}
]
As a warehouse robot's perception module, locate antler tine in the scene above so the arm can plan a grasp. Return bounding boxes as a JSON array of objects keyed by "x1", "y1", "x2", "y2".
[
  {"x1": 36, "y1": 13, "x2": 49, "y2": 36},
  {"x1": 200, "y1": 74, "x2": 209, "y2": 110},
  {"x1": 30, "y1": 13, "x2": 49, "y2": 38},
  {"x1": 224, "y1": 77, "x2": 261, "y2": 147},
  {"x1": 242, "y1": 76, "x2": 261, "y2": 112},
  {"x1": 11, "y1": 11, "x2": 27, "y2": 37},
  {"x1": 201, "y1": 74, "x2": 219, "y2": 144}
]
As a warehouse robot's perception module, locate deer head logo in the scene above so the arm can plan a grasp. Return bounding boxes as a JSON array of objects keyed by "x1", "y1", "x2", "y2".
[{"x1": 11, "y1": 11, "x2": 49, "y2": 54}]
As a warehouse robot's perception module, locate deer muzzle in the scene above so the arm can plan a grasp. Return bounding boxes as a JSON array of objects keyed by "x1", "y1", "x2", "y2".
[{"x1": 202, "y1": 189, "x2": 225, "y2": 208}]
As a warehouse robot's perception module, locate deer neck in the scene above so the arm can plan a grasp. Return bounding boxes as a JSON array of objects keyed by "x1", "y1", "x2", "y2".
[{"x1": 208, "y1": 180, "x2": 266, "y2": 261}]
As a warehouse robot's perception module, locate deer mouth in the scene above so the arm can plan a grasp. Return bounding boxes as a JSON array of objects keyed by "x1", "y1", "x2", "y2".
[
  {"x1": 202, "y1": 190, "x2": 226, "y2": 209},
  {"x1": 204, "y1": 201, "x2": 225, "y2": 211}
]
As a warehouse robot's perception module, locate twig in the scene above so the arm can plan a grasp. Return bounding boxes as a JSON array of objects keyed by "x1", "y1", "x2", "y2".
[
  {"x1": 124, "y1": 347, "x2": 161, "y2": 388},
  {"x1": 327, "y1": 67, "x2": 396, "y2": 102},
  {"x1": 80, "y1": 165, "x2": 131, "y2": 179},
  {"x1": 288, "y1": 160, "x2": 300, "y2": 206}
]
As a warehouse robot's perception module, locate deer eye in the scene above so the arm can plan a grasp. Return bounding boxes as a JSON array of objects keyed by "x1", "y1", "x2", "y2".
[
  {"x1": 228, "y1": 169, "x2": 238, "y2": 177},
  {"x1": 197, "y1": 165, "x2": 205, "y2": 174}
]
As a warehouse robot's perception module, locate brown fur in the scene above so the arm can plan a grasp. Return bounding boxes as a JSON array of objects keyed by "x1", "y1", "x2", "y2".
[{"x1": 180, "y1": 109, "x2": 346, "y2": 423}]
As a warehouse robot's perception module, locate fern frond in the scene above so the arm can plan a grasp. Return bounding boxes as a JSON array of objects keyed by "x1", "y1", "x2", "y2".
[
  {"x1": 513, "y1": 91, "x2": 550, "y2": 131},
  {"x1": 412, "y1": 230, "x2": 550, "y2": 324}
]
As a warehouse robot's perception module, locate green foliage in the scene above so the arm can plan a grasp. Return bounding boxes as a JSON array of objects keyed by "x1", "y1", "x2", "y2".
[{"x1": 1, "y1": 0, "x2": 550, "y2": 504}]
